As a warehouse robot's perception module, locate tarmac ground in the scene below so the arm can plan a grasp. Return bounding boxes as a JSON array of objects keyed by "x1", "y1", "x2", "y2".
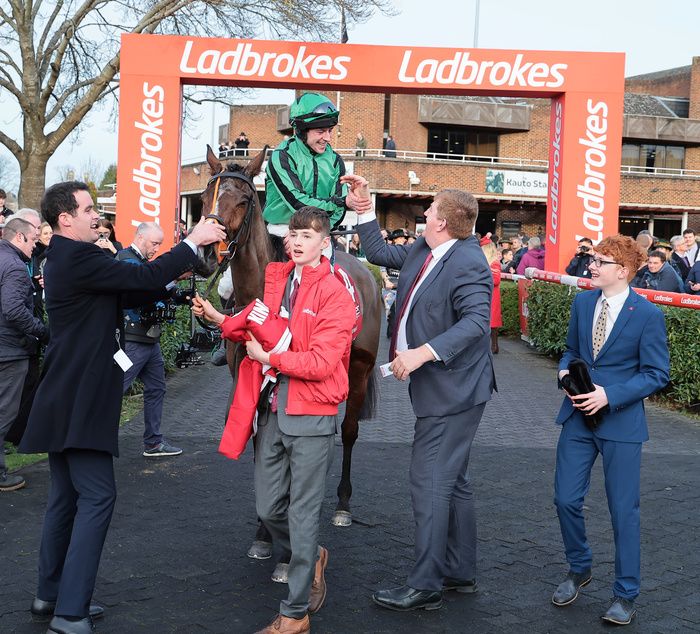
[{"x1": 2, "y1": 333, "x2": 699, "y2": 633}]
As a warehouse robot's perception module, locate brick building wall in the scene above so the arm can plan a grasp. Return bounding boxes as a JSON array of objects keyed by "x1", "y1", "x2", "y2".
[
  {"x1": 228, "y1": 104, "x2": 287, "y2": 151},
  {"x1": 499, "y1": 99, "x2": 550, "y2": 161},
  {"x1": 334, "y1": 91, "x2": 385, "y2": 151},
  {"x1": 625, "y1": 67, "x2": 691, "y2": 98}
]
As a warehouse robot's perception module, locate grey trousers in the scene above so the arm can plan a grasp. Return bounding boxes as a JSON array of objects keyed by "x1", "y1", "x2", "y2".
[
  {"x1": 254, "y1": 410, "x2": 334, "y2": 619},
  {"x1": 0, "y1": 358, "x2": 29, "y2": 471},
  {"x1": 407, "y1": 403, "x2": 486, "y2": 591}
]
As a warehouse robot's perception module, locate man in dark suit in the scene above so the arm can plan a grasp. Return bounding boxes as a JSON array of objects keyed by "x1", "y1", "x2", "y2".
[
  {"x1": 551, "y1": 235, "x2": 670, "y2": 626},
  {"x1": 348, "y1": 177, "x2": 495, "y2": 612},
  {"x1": 19, "y1": 181, "x2": 225, "y2": 634}
]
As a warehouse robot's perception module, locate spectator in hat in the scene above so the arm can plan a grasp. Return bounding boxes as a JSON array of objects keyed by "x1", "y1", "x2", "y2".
[{"x1": 234, "y1": 132, "x2": 250, "y2": 157}]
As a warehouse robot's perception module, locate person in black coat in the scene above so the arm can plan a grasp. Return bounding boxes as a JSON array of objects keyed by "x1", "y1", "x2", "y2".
[
  {"x1": 19, "y1": 181, "x2": 225, "y2": 634},
  {"x1": 565, "y1": 238, "x2": 594, "y2": 278}
]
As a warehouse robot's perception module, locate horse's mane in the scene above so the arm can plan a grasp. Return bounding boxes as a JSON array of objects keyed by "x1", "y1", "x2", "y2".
[{"x1": 269, "y1": 233, "x2": 289, "y2": 263}]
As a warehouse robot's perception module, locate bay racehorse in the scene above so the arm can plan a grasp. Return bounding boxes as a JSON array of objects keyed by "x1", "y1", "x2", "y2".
[{"x1": 199, "y1": 145, "x2": 381, "y2": 546}]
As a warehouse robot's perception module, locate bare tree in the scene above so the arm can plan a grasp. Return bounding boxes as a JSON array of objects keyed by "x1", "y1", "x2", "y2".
[{"x1": 0, "y1": 0, "x2": 392, "y2": 209}]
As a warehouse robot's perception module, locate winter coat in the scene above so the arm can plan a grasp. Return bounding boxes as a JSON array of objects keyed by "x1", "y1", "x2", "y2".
[
  {"x1": 516, "y1": 247, "x2": 545, "y2": 275},
  {"x1": 265, "y1": 257, "x2": 356, "y2": 415},
  {"x1": 0, "y1": 240, "x2": 48, "y2": 362},
  {"x1": 19, "y1": 236, "x2": 196, "y2": 456}
]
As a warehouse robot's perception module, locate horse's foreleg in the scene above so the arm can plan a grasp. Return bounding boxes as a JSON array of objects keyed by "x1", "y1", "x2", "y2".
[{"x1": 332, "y1": 351, "x2": 375, "y2": 527}]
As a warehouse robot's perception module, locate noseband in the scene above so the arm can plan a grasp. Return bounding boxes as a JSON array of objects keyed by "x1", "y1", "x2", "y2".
[{"x1": 200, "y1": 169, "x2": 257, "y2": 303}]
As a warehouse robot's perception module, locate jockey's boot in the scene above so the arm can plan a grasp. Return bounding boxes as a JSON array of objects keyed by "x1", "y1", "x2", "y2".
[{"x1": 254, "y1": 614, "x2": 310, "y2": 634}]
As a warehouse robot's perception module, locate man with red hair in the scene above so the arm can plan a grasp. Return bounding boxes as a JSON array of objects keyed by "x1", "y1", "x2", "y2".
[{"x1": 551, "y1": 235, "x2": 670, "y2": 626}]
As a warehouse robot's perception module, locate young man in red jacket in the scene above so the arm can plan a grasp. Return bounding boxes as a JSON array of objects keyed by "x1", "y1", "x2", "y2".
[{"x1": 194, "y1": 206, "x2": 355, "y2": 634}]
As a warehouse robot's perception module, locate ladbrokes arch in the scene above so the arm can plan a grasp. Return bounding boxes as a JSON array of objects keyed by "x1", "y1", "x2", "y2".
[{"x1": 116, "y1": 35, "x2": 624, "y2": 272}]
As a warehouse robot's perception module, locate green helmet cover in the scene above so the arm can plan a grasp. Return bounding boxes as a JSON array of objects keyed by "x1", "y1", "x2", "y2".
[{"x1": 289, "y1": 92, "x2": 339, "y2": 131}]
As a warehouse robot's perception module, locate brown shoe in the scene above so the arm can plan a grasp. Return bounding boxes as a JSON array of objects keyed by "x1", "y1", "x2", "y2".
[
  {"x1": 308, "y1": 546, "x2": 328, "y2": 614},
  {"x1": 254, "y1": 614, "x2": 310, "y2": 634}
]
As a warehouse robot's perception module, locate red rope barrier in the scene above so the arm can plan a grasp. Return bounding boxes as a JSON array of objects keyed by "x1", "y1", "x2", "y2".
[{"x1": 502, "y1": 270, "x2": 700, "y2": 310}]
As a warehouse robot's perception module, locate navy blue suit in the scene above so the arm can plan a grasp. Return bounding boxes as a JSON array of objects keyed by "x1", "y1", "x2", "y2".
[{"x1": 554, "y1": 288, "x2": 669, "y2": 599}]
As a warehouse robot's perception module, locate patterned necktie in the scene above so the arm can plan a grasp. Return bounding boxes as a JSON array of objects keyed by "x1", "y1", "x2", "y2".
[
  {"x1": 289, "y1": 278, "x2": 300, "y2": 313},
  {"x1": 592, "y1": 298, "x2": 608, "y2": 359},
  {"x1": 390, "y1": 251, "x2": 433, "y2": 360}
]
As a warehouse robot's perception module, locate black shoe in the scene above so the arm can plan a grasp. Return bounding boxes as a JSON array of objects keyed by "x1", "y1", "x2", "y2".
[
  {"x1": 0, "y1": 470, "x2": 25, "y2": 491},
  {"x1": 47, "y1": 615, "x2": 95, "y2": 634},
  {"x1": 442, "y1": 577, "x2": 478, "y2": 593},
  {"x1": 552, "y1": 569, "x2": 592, "y2": 606},
  {"x1": 601, "y1": 596, "x2": 636, "y2": 625},
  {"x1": 31, "y1": 598, "x2": 104, "y2": 623},
  {"x1": 372, "y1": 585, "x2": 443, "y2": 611}
]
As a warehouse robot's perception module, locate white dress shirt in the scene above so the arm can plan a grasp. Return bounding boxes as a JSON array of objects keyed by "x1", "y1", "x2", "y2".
[
  {"x1": 592, "y1": 286, "x2": 629, "y2": 344},
  {"x1": 396, "y1": 239, "x2": 457, "y2": 359},
  {"x1": 356, "y1": 212, "x2": 452, "y2": 359}
]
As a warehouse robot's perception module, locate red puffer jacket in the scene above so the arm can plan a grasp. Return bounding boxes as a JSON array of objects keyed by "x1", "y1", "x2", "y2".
[{"x1": 265, "y1": 257, "x2": 355, "y2": 415}]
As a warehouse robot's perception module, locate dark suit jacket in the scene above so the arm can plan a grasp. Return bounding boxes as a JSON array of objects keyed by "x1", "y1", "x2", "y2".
[
  {"x1": 20, "y1": 236, "x2": 196, "y2": 456},
  {"x1": 671, "y1": 252, "x2": 691, "y2": 281},
  {"x1": 556, "y1": 289, "x2": 670, "y2": 442},
  {"x1": 357, "y1": 219, "x2": 495, "y2": 417}
]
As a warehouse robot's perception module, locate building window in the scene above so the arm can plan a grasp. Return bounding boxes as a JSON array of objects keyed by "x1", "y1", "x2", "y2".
[
  {"x1": 427, "y1": 125, "x2": 498, "y2": 160},
  {"x1": 621, "y1": 143, "x2": 685, "y2": 172}
]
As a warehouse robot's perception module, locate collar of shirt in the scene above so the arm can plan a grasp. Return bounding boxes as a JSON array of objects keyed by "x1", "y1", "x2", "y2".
[
  {"x1": 130, "y1": 243, "x2": 146, "y2": 260},
  {"x1": 593, "y1": 285, "x2": 629, "y2": 339},
  {"x1": 429, "y1": 238, "x2": 457, "y2": 263}
]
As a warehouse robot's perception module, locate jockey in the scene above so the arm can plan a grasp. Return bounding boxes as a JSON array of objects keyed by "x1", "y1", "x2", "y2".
[{"x1": 263, "y1": 92, "x2": 372, "y2": 251}]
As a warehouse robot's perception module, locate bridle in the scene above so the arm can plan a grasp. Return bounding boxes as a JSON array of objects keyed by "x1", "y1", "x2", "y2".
[{"x1": 200, "y1": 169, "x2": 257, "y2": 302}]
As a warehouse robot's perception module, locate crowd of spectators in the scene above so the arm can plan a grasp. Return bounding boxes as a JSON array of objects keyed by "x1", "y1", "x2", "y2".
[{"x1": 630, "y1": 228, "x2": 700, "y2": 294}]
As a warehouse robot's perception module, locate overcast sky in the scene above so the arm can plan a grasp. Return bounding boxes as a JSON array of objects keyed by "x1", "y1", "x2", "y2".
[{"x1": 1, "y1": 0, "x2": 698, "y2": 188}]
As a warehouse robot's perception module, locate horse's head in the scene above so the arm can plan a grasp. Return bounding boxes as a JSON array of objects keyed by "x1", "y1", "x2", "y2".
[{"x1": 203, "y1": 144, "x2": 267, "y2": 235}]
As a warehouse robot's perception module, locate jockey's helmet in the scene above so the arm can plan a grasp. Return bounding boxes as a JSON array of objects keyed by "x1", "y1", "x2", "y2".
[{"x1": 289, "y1": 93, "x2": 339, "y2": 132}]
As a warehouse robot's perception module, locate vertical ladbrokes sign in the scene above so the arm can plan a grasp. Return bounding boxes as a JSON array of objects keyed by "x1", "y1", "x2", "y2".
[{"x1": 117, "y1": 35, "x2": 625, "y2": 272}]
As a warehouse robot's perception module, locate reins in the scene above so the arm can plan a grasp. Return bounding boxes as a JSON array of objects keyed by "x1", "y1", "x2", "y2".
[{"x1": 200, "y1": 169, "x2": 257, "y2": 302}]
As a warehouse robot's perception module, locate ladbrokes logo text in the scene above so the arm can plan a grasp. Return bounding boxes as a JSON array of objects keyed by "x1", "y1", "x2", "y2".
[
  {"x1": 180, "y1": 41, "x2": 350, "y2": 80},
  {"x1": 132, "y1": 82, "x2": 165, "y2": 226},
  {"x1": 398, "y1": 51, "x2": 567, "y2": 87}
]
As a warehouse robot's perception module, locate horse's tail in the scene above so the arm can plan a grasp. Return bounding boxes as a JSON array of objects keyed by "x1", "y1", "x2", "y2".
[{"x1": 359, "y1": 365, "x2": 379, "y2": 421}]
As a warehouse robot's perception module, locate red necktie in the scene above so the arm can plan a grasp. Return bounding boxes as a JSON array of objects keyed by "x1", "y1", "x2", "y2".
[
  {"x1": 390, "y1": 252, "x2": 433, "y2": 360},
  {"x1": 289, "y1": 278, "x2": 300, "y2": 313},
  {"x1": 271, "y1": 278, "x2": 299, "y2": 413}
]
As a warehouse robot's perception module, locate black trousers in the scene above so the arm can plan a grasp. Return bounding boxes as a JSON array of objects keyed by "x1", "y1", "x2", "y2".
[{"x1": 37, "y1": 449, "x2": 116, "y2": 617}]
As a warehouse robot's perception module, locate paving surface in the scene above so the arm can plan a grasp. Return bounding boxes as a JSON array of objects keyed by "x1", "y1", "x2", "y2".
[{"x1": 2, "y1": 331, "x2": 700, "y2": 633}]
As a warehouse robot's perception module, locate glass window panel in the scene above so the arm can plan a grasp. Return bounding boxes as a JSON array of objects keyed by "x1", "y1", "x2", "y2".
[
  {"x1": 621, "y1": 144, "x2": 640, "y2": 166},
  {"x1": 665, "y1": 146, "x2": 685, "y2": 170}
]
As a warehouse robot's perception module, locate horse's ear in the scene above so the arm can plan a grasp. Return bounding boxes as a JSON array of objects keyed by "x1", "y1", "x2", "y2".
[
  {"x1": 206, "y1": 145, "x2": 223, "y2": 175},
  {"x1": 244, "y1": 145, "x2": 268, "y2": 179}
]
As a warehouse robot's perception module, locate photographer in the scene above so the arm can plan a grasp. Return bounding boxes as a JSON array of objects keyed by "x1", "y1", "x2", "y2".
[
  {"x1": 96, "y1": 218, "x2": 122, "y2": 257},
  {"x1": 117, "y1": 222, "x2": 188, "y2": 458},
  {"x1": 565, "y1": 238, "x2": 594, "y2": 278}
]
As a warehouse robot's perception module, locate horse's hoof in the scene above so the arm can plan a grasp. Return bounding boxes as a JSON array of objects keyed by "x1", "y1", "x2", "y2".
[
  {"x1": 271, "y1": 562, "x2": 289, "y2": 584},
  {"x1": 247, "y1": 540, "x2": 272, "y2": 559},
  {"x1": 331, "y1": 510, "x2": 352, "y2": 527}
]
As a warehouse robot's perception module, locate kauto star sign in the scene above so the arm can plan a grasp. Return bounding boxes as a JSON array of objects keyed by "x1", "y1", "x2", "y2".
[{"x1": 117, "y1": 35, "x2": 624, "y2": 272}]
